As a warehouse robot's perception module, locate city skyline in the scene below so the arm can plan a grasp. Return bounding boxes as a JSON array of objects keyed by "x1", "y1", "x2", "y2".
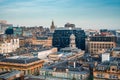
[{"x1": 0, "y1": 0, "x2": 120, "y2": 29}]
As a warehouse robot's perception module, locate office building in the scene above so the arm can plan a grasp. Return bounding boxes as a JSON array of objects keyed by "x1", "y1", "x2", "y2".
[
  {"x1": 52, "y1": 26, "x2": 86, "y2": 50},
  {"x1": 49, "y1": 34, "x2": 84, "y2": 61},
  {"x1": 13, "y1": 27, "x2": 23, "y2": 36},
  {"x1": 87, "y1": 35, "x2": 116, "y2": 56},
  {"x1": 32, "y1": 36, "x2": 52, "y2": 47}
]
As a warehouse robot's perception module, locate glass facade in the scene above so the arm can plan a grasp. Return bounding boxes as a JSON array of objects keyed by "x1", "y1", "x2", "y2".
[{"x1": 52, "y1": 28, "x2": 86, "y2": 50}]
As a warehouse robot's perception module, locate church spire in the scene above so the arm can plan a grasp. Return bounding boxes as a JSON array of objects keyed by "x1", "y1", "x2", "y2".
[
  {"x1": 50, "y1": 20, "x2": 55, "y2": 33},
  {"x1": 52, "y1": 20, "x2": 54, "y2": 26}
]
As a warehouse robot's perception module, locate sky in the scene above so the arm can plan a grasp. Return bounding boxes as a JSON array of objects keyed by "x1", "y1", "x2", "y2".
[{"x1": 0, "y1": 0, "x2": 120, "y2": 29}]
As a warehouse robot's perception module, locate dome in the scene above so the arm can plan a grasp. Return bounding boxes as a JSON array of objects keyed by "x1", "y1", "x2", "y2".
[{"x1": 70, "y1": 34, "x2": 75, "y2": 39}]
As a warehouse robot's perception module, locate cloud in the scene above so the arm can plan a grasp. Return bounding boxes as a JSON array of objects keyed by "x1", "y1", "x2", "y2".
[{"x1": 0, "y1": 0, "x2": 120, "y2": 29}]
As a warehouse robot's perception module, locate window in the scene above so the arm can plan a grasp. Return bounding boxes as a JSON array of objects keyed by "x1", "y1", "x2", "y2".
[
  {"x1": 96, "y1": 73, "x2": 104, "y2": 78},
  {"x1": 98, "y1": 67, "x2": 105, "y2": 70},
  {"x1": 109, "y1": 75, "x2": 118, "y2": 79}
]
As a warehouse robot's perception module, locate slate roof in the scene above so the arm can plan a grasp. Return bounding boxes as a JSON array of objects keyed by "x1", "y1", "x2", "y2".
[
  {"x1": 0, "y1": 71, "x2": 22, "y2": 79},
  {"x1": 0, "y1": 56, "x2": 40, "y2": 64}
]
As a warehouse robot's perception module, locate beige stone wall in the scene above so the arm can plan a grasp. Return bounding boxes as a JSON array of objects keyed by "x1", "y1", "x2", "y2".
[
  {"x1": 93, "y1": 67, "x2": 120, "y2": 80},
  {"x1": 0, "y1": 60, "x2": 44, "y2": 75},
  {"x1": 88, "y1": 41, "x2": 116, "y2": 55},
  {"x1": 32, "y1": 37, "x2": 52, "y2": 47}
]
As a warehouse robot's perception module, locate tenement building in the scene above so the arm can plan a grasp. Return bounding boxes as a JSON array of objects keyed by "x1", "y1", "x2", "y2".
[
  {"x1": 40, "y1": 60, "x2": 90, "y2": 80},
  {"x1": 87, "y1": 35, "x2": 116, "y2": 56},
  {"x1": 32, "y1": 36, "x2": 52, "y2": 47},
  {"x1": 0, "y1": 56, "x2": 44, "y2": 75},
  {"x1": 93, "y1": 57, "x2": 120, "y2": 80},
  {"x1": 53, "y1": 25, "x2": 86, "y2": 50}
]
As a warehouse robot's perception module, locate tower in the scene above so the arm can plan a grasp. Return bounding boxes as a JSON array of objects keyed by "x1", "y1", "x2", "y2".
[
  {"x1": 50, "y1": 20, "x2": 55, "y2": 33},
  {"x1": 70, "y1": 34, "x2": 76, "y2": 48}
]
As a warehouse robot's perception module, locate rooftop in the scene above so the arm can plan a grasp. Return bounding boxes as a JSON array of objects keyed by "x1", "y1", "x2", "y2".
[
  {"x1": 95, "y1": 57, "x2": 120, "y2": 71},
  {"x1": 89, "y1": 36, "x2": 116, "y2": 42},
  {"x1": 0, "y1": 71, "x2": 23, "y2": 79},
  {"x1": 0, "y1": 56, "x2": 40, "y2": 64},
  {"x1": 43, "y1": 60, "x2": 89, "y2": 74},
  {"x1": 112, "y1": 47, "x2": 120, "y2": 51},
  {"x1": 36, "y1": 36, "x2": 48, "y2": 40},
  {"x1": 60, "y1": 47, "x2": 82, "y2": 52},
  {"x1": 55, "y1": 27, "x2": 81, "y2": 30}
]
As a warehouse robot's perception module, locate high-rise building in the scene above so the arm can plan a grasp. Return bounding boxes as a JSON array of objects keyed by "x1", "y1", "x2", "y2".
[{"x1": 52, "y1": 27, "x2": 86, "y2": 50}]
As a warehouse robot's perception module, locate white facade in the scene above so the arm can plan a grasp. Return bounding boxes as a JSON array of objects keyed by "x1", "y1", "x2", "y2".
[
  {"x1": 0, "y1": 38, "x2": 19, "y2": 54},
  {"x1": 102, "y1": 53, "x2": 110, "y2": 62},
  {"x1": 36, "y1": 48, "x2": 57, "y2": 59}
]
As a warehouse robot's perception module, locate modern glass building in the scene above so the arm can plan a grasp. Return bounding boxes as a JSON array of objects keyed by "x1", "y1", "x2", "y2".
[
  {"x1": 13, "y1": 27, "x2": 23, "y2": 36},
  {"x1": 52, "y1": 27, "x2": 86, "y2": 50}
]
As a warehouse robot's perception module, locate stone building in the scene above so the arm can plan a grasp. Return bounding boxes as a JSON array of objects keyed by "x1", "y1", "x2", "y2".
[
  {"x1": 0, "y1": 56, "x2": 44, "y2": 75},
  {"x1": 87, "y1": 35, "x2": 116, "y2": 56},
  {"x1": 0, "y1": 37, "x2": 19, "y2": 54},
  {"x1": 93, "y1": 57, "x2": 120, "y2": 80}
]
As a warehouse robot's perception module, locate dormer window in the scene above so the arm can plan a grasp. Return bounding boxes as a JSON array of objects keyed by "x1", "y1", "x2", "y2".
[
  {"x1": 109, "y1": 75, "x2": 118, "y2": 79},
  {"x1": 112, "y1": 68, "x2": 115, "y2": 71},
  {"x1": 110, "y1": 66, "x2": 117, "y2": 72}
]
